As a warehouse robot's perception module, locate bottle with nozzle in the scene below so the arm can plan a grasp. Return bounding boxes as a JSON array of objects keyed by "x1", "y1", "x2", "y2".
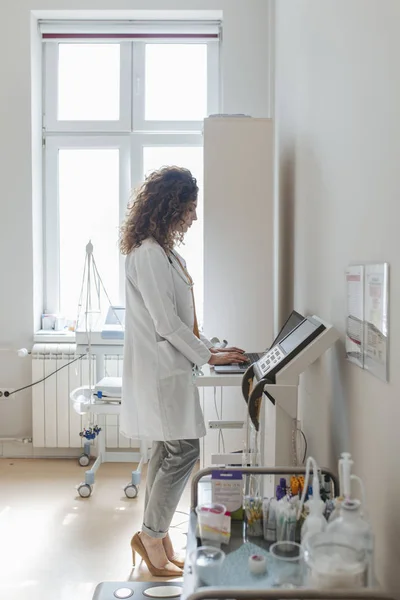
[{"x1": 298, "y1": 456, "x2": 327, "y2": 546}]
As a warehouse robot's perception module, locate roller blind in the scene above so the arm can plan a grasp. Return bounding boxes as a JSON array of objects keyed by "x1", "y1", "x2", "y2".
[{"x1": 40, "y1": 20, "x2": 221, "y2": 42}]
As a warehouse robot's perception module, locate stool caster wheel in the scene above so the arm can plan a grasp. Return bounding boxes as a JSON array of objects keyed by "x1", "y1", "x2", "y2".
[
  {"x1": 124, "y1": 484, "x2": 138, "y2": 499},
  {"x1": 78, "y1": 483, "x2": 92, "y2": 498},
  {"x1": 78, "y1": 453, "x2": 90, "y2": 467}
]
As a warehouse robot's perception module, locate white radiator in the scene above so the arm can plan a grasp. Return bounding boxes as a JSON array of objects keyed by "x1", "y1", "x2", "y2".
[{"x1": 31, "y1": 344, "x2": 136, "y2": 450}]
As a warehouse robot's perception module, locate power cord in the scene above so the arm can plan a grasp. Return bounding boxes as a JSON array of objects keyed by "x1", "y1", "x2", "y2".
[
  {"x1": 169, "y1": 509, "x2": 190, "y2": 529},
  {"x1": 300, "y1": 429, "x2": 308, "y2": 464},
  {"x1": 295, "y1": 426, "x2": 308, "y2": 465},
  {"x1": 5, "y1": 354, "x2": 85, "y2": 397},
  {"x1": 213, "y1": 387, "x2": 226, "y2": 454}
]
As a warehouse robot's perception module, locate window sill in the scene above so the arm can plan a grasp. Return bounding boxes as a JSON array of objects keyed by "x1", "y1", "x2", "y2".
[
  {"x1": 34, "y1": 330, "x2": 76, "y2": 344},
  {"x1": 33, "y1": 331, "x2": 125, "y2": 347}
]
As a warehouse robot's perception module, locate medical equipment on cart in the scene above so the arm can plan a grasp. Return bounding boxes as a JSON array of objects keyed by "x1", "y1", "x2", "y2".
[
  {"x1": 70, "y1": 241, "x2": 145, "y2": 499},
  {"x1": 188, "y1": 465, "x2": 378, "y2": 592},
  {"x1": 92, "y1": 464, "x2": 387, "y2": 600}
]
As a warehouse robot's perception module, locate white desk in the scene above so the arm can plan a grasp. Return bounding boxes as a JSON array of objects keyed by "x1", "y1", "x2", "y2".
[
  {"x1": 92, "y1": 365, "x2": 245, "y2": 468},
  {"x1": 195, "y1": 367, "x2": 245, "y2": 467},
  {"x1": 93, "y1": 365, "x2": 243, "y2": 392},
  {"x1": 196, "y1": 365, "x2": 243, "y2": 388}
]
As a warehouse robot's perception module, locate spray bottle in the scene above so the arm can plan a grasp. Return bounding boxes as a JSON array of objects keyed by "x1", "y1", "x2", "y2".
[{"x1": 298, "y1": 456, "x2": 327, "y2": 547}]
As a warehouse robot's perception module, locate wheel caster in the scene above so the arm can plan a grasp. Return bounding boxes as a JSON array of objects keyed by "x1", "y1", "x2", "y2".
[
  {"x1": 124, "y1": 484, "x2": 138, "y2": 499},
  {"x1": 78, "y1": 483, "x2": 92, "y2": 498},
  {"x1": 78, "y1": 453, "x2": 90, "y2": 467}
]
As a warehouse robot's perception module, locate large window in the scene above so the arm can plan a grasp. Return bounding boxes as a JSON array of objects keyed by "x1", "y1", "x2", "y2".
[{"x1": 42, "y1": 25, "x2": 219, "y2": 325}]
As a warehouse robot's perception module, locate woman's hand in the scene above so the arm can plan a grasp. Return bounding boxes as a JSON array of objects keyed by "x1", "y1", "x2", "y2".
[
  {"x1": 208, "y1": 351, "x2": 248, "y2": 365},
  {"x1": 210, "y1": 346, "x2": 245, "y2": 354}
]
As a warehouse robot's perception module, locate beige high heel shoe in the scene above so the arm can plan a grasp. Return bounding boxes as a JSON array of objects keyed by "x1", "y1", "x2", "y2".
[
  {"x1": 162, "y1": 535, "x2": 185, "y2": 569},
  {"x1": 130, "y1": 533, "x2": 183, "y2": 578}
]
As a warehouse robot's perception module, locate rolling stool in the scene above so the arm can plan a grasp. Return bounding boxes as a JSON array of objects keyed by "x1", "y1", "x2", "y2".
[{"x1": 93, "y1": 581, "x2": 183, "y2": 600}]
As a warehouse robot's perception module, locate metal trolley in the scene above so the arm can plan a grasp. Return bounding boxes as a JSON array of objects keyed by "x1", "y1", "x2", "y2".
[
  {"x1": 183, "y1": 465, "x2": 340, "y2": 599},
  {"x1": 93, "y1": 467, "x2": 390, "y2": 600},
  {"x1": 186, "y1": 591, "x2": 393, "y2": 600}
]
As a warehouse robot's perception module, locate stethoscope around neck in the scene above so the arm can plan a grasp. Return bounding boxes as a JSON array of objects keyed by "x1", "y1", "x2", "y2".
[{"x1": 167, "y1": 251, "x2": 194, "y2": 289}]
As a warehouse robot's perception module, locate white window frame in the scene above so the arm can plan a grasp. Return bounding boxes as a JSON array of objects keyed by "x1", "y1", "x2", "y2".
[
  {"x1": 42, "y1": 35, "x2": 220, "y2": 317},
  {"x1": 132, "y1": 40, "x2": 220, "y2": 132},
  {"x1": 44, "y1": 42, "x2": 133, "y2": 133},
  {"x1": 44, "y1": 135, "x2": 131, "y2": 313}
]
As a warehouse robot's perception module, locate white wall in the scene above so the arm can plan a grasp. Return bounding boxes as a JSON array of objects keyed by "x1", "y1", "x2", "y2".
[
  {"x1": 0, "y1": 0, "x2": 270, "y2": 441},
  {"x1": 275, "y1": 0, "x2": 400, "y2": 592}
]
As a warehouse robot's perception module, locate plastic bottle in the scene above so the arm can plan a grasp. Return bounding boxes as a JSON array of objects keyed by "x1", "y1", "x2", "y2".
[
  {"x1": 326, "y1": 498, "x2": 374, "y2": 585},
  {"x1": 265, "y1": 498, "x2": 277, "y2": 542},
  {"x1": 301, "y1": 496, "x2": 327, "y2": 545},
  {"x1": 339, "y1": 452, "x2": 354, "y2": 498},
  {"x1": 298, "y1": 457, "x2": 327, "y2": 547},
  {"x1": 276, "y1": 478, "x2": 287, "y2": 500},
  {"x1": 328, "y1": 452, "x2": 354, "y2": 523}
]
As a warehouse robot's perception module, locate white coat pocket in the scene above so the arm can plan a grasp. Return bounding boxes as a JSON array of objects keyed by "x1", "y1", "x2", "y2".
[{"x1": 156, "y1": 340, "x2": 193, "y2": 379}]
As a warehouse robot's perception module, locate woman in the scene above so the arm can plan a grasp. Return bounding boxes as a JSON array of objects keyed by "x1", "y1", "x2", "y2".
[{"x1": 119, "y1": 166, "x2": 246, "y2": 577}]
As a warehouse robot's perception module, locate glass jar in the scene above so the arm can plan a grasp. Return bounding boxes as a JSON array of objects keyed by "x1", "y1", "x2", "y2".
[
  {"x1": 303, "y1": 532, "x2": 367, "y2": 589},
  {"x1": 270, "y1": 541, "x2": 304, "y2": 588},
  {"x1": 190, "y1": 546, "x2": 226, "y2": 586},
  {"x1": 326, "y1": 498, "x2": 374, "y2": 585}
]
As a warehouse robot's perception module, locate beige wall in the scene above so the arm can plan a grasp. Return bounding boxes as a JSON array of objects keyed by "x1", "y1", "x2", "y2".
[{"x1": 274, "y1": 0, "x2": 400, "y2": 592}]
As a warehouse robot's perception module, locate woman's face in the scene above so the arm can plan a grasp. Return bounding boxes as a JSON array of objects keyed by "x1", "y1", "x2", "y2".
[{"x1": 178, "y1": 200, "x2": 198, "y2": 234}]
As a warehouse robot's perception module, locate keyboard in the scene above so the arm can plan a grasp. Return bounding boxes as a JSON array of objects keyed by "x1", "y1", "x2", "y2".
[
  {"x1": 244, "y1": 352, "x2": 263, "y2": 364},
  {"x1": 213, "y1": 351, "x2": 265, "y2": 373}
]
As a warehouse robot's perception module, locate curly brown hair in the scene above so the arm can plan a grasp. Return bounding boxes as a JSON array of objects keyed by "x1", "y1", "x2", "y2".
[{"x1": 120, "y1": 166, "x2": 199, "y2": 255}]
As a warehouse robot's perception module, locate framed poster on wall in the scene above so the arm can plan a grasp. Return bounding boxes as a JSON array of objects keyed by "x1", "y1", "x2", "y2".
[
  {"x1": 346, "y1": 263, "x2": 389, "y2": 382},
  {"x1": 363, "y1": 263, "x2": 389, "y2": 382},
  {"x1": 345, "y1": 265, "x2": 364, "y2": 368}
]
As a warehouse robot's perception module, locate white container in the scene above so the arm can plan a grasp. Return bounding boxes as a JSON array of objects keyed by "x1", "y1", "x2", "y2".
[
  {"x1": 55, "y1": 316, "x2": 66, "y2": 331},
  {"x1": 42, "y1": 314, "x2": 56, "y2": 330},
  {"x1": 190, "y1": 546, "x2": 225, "y2": 586},
  {"x1": 301, "y1": 497, "x2": 327, "y2": 546},
  {"x1": 326, "y1": 499, "x2": 373, "y2": 584},
  {"x1": 196, "y1": 503, "x2": 228, "y2": 546},
  {"x1": 248, "y1": 553, "x2": 267, "y2": 576},
  {"x1": 304, "y1": 532, "x2": 367, "y2": 589},
  {"x1": 270, "y1": 541, "x2": 304, "y2": 588}
]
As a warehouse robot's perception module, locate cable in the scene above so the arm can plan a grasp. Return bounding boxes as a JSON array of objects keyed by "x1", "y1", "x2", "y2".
[
  {"x1": 220, "y1": 387, "x2": 225, "y2": 454},
  {"x1": 169, "y1": 519, "x2": 189, "y2": 529},
  {"x1": 92, "y1": 256, "x2": 123, "y2": 327},
  {"x1": 292, "y1": 420, "x2": 298, "y2": 466},
  {"x1": 300, "y1": 429, "x2": 308, "y2": 464},
  {"x1": 295, "y1": 426, "x2": 308, "y2": 465},
  {"x1": 169, "y1": 509, "x2": 190, "y2": 529},
  {"x1": 7, "y1": 354, "x2": 85, "y2": 396},
  {"x1": 213, "y1": 387, "x2": 226, "y2": 455}
]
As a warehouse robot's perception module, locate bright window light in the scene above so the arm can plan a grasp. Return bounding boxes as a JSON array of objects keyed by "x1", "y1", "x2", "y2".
[
  {"x1": 58, "y1": 44, "x2": 120, "y2": 121},
  {"x1": 58, "y1": 148, "x2": 120, "y2": 318},
  {"x1": 145, "y1": 44, "x2": 207, "y2": 121}
]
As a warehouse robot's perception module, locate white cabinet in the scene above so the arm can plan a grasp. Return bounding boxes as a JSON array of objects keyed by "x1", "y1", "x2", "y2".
[{"x1": 202, "y1": 117, "x2": 274, "y2": 465}]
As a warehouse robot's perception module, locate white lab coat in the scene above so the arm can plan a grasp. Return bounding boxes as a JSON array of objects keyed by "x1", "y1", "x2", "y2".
[{"x1": 120, "y1": 238, "x2": 212, "y2": 441}]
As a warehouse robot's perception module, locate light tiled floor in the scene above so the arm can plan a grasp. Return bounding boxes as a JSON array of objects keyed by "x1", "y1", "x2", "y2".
[{"x1": 0, "y1": 458, "x2": 189, "y2": 600}]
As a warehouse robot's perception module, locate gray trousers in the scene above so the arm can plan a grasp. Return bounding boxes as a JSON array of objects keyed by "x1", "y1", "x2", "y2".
[{"x1": 142, "y1": 438, "x2": 200, "y2": 539}]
